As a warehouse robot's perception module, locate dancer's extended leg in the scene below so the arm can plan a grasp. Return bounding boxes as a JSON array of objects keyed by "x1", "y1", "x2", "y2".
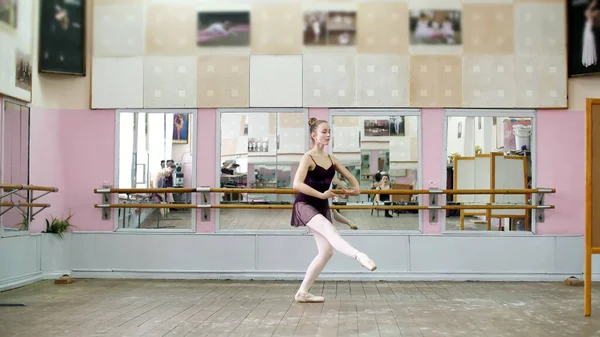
[
  {"x1": 295, "y1": 231, "x2": 331, "y2": 303},
  {"x1": 306, "y1": 215, "x2": 376, "y2": 271}
]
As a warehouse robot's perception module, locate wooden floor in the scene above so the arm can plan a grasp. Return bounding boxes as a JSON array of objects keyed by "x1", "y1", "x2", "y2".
[{"x1": 0, "y1": 279, "x2": 598, "y2": 336}]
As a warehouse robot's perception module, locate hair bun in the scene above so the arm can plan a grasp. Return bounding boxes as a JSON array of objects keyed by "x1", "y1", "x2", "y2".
[{"x1": 308, "y1": 117, "x2": 317, "y2": 126}]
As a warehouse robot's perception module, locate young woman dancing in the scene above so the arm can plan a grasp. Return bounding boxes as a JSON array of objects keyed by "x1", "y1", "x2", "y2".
[{"x1": 291, "y1": 118, "x2": 377, "y2": 303}]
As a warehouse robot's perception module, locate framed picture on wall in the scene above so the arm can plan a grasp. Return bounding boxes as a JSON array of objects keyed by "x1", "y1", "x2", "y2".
[
  {"x1": 173, "y1": 114, "x2": 189, "y2": 144},
  {"x1": 197, "y1": 11, "x2": 250, "y2": 47},
  {"x1": 363, "y1": 119, "x2": 390, "y2": 137},
  {"x1": 568, "y1": 0, "x2": 600, "y2": 77},
  {"x1": 409, "y1": 8, "x2": 462, "y2": 46},
  {"x1": 38, "y1": 0, "x2": 86, "y2": 76},
  {"x1": 303, "y1": 10, "x2": 356, "y2": 46},
  {"x1": 0, "y1": 0, "x2": 18, "y2": 31},
  {"x1": 389, "y1": 116, "x2": 405, "y2": 136}
]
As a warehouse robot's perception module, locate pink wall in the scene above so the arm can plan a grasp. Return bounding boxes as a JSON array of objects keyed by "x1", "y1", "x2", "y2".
[
  {"x1": 0, "y1": 100, "x2": 582, "y2": 235},
  {"x1": 536, "y1": 110, "x2": 585, "y2": 235},
  {"x1": 422, "y1": 109, "x2": 445, "y2": 234},
  {"x1": 29, "y1": 105, "x2": 66, "y2": 232},
  {"x1": 196, "y1": 109, "x2": 216, "y2": 233},
  {"x1": 29, "y1": 107, "x2": 115, "y2": 232}
]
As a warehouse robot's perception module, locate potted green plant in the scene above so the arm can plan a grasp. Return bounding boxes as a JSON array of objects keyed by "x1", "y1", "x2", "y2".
[
  {"x1": 42, "y1": 212, "x2": 75, "y2": 239},
  {"x1": 17, "y1": 213, "x2": 30, "y2": 231}
]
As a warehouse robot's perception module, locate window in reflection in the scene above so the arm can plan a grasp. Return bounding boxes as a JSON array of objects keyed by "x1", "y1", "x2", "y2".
[
  {"x1": 116, "y1": 110, "x2": 195, "y2": 230},
  {"x1": 331, "y1": 113, "x2": 421, "y2": 231},
  {"x1": 218, "y1": 110, "x2": 306, "y2": 230},
  {"x1": 445, "y1": 113, "x2": 534, "y2": 232},
  {"x1": 1, "y1": 100, "x2": 30, "y2": 235}
]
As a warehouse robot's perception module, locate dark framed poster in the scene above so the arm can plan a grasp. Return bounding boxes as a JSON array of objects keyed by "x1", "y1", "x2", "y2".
[
  {"x1": 568, "y1": 0, "x2": 600, "y2": 77},
  {"x1": 38, "y1": 0, "x2": 85, "y2": 76}
]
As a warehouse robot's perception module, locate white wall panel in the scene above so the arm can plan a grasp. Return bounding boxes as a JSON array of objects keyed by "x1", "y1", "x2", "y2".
[{"x1": 91, "y1": 57, "x2": 144, "y2": 109}]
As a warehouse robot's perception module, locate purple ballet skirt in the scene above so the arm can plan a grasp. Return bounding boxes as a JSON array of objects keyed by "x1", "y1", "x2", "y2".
[{"x1": 291, "y1": 156, "x2": 335, "y2": 227}]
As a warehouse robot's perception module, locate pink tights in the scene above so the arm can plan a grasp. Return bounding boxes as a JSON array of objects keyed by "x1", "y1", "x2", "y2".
[{"x1": 298, "y1": 214, "x2": 360, "y2": 293}]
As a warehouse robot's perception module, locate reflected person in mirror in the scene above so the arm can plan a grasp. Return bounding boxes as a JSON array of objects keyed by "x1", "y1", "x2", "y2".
[
  {"x1": 331, "y1": 176, "x2": 359, "y2": 230},
  {"x1": 291, "y1": 118, "x2": 377, "y2": 303},
  {"x1": 153, "y1": 162, "x2": 175, "y2": 217}
]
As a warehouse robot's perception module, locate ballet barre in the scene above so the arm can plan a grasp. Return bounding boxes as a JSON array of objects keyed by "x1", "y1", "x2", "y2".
[
  {"x1": 0, "y1": 184, "x2": 59, "y2": 218},
  {"x1": 94, "y1": 186, "x2": 556, "y2": 223},
  {"x1": 94, "y1": 187, "x2": 556, "y2": 195}
]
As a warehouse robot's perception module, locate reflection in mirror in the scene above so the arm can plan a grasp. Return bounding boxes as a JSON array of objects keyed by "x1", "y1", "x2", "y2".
[
  {"x1": 445, "y1": 115, "x2": 533, "y2": 232},
  {"x1": 218, "y1": 111, "x2": 306, "y2": 230},
  {"x1": 117, "y1": 111, "x2": 195, "y2": 230},
  {"x1": 331, "y1": 114, "x2": 420, "y2": 231},
  {"x1": 1, "y1": 101, "x2": 30, "y2": 234}
]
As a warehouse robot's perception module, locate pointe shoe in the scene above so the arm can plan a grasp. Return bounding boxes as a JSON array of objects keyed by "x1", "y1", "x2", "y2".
[
  {"x1": 295, "y1": 291, "x2": 325, "y2": 303},
  {"x1": 356, "y1": 252, "x2": 377, "y2": 271},
  {"x1": 347, "y1": 223, "x2": 358, "y2": 230}
]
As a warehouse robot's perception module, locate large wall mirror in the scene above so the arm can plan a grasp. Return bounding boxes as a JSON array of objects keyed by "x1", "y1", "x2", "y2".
[
  {"x1": 217, "y1": 109, "x2": 307, "y2": 231},
  {"x1": 444, "y1": 110, "x2": 535, "y2": 232},
  {"x1": 330, "y1": 110, "x2": 421, "y2": 231},
  {"x1": 116, "y1": 110, "x2": 196, "y2": 230},
  {"x1": 1, "y1": 99, "x2": 30, "y2": 236}
]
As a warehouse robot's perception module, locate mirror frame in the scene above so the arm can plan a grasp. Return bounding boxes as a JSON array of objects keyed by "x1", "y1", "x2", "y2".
[
  {"x1": 442, "y1": 109, "x2": 537, "y2": 235},
  {"x1": 329, "y1": 108, "x2": 423, "y2": 234},
  {"x1": 215, "y1": 108, "x2": 309, "y2": 234},
  {"x1": 1, "y1": 97, "x2": 31, "y2": 238},
  {"x1": 114, "y1": 109, "x2": 198, "y2": 233}
]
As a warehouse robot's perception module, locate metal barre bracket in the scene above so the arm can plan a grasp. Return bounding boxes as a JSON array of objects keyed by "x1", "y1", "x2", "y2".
[
  {"x1": 199, "y1": 186, "x2": 210, "y2": 222},
  {"x1": 536, "y1": 193, "x2": 546, "y2": 223},
  {"x1": 428, "y1": 188, "x2": 442, "y2": 223},
  {"x1": 101, "y1": 185, "x2": 111, "y2": 220}
]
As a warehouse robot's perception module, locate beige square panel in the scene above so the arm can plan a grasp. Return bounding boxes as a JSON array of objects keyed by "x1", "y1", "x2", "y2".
[
  {"x1": 91, "y1": 57, "x2": 144, "y2": 109},
  {"x1": 143, "y1": 56, "x2": 198, "y2": 108},
  {"x1": 463, "y1": 4, "x2": 514, "y2": 55},
  {"x1": 221, "y1": 138, "x2": 236, "y2": 156},
  {"x1": 356, "y1": 55, "x2": 410, "y2": 107},
  {"x1": 515, "y1": 55, "x2": 566, "y2": 107},
  {"x1": 538, "y1": 55, "x2": 567, "y2": 107},
  {"x1": 409, "y1": 56, "x2": 438, "y2": 107},
  {"x1": 356, "y1": 2, "x2": 408, "y2": 54},
  {"x1": 462, "y1": 56, "x2": 516, "y2": 107},
  {"x1": 145, "y1": 4, "x2": 196, "y2": 56},
  {"x1": 93, "y1": 4, "x2": 144, "y2": 57},
  {"x1": 332, "y1": 116, "x2": 359, "y2": 127},
  {"x1": 251, "y1": 2, "x2": 303, "y2": 54},
  {"x1": 514, "y1": 3, "x2": 566, "y2": 56},
  {"x1": 436, "y1": 56, "x2": 462, "y2": 107},
  {"x1": 410, "y1": 55, "x2": 461, "y2": 107},
  {"x1": 197, "y1": 56, "x2": 250, "y2": 107},
  {"x1": 303, "y1": 54, "x2": 357, "y2": 107},
  {"x1": 279, "y1": 113, "x2": 305, "y2": 128}
]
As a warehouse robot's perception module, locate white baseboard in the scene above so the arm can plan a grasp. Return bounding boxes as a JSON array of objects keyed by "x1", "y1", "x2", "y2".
[
  {"x1": 42, "y1": 271, "x2": 71, "y2": 280},
  {"x1": 0, "y1": 272, "x2": 42, "y2": 292},
  {"x1": 71, "y1": 269, "x2": 592, "y2": 282}
]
